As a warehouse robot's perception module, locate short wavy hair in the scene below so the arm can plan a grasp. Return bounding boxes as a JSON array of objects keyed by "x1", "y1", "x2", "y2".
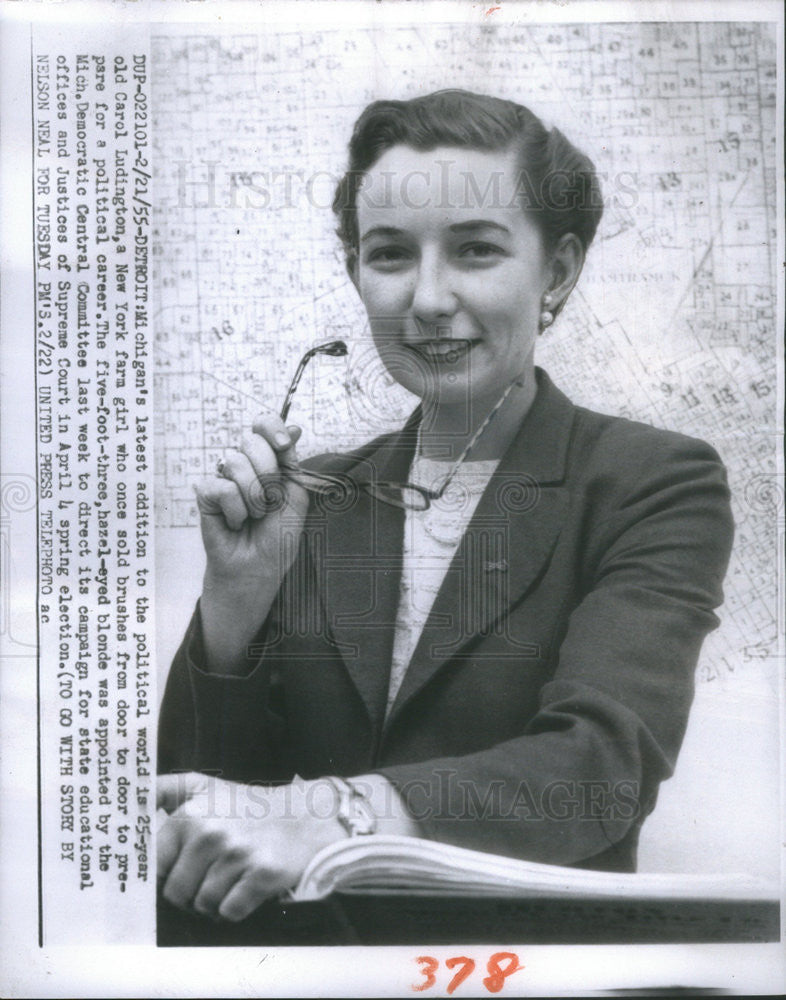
[{"x1": 332, "y1": 89, "x2": 603, "y2": 273}]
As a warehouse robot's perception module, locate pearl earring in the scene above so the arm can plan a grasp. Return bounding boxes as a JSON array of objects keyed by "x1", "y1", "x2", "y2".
[{"x1": 539, "y1": 293, "x2": 555, "y2": 331}]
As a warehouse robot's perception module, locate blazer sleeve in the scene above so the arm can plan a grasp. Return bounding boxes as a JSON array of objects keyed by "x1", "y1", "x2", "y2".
[
  {"x1": 376, "y1": 433, "x2": 734, "y2": 867},
  {"x1": 157, "y1": 600, "x2": 285, "y2": 781}
]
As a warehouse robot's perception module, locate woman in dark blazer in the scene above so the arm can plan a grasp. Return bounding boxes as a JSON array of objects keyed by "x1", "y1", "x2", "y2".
[{"x1": 157, "y1": 91, "x2": 734, "y2": 923}]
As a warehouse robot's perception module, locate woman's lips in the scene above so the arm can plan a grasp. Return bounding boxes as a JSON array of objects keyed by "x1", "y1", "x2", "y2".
[{"x1": 405, "y1": 339, "x2": 477, "y2": 364}]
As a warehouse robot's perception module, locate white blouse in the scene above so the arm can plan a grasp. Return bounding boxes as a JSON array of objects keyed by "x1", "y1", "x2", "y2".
[{"x1": 386, "y1": 452, "x2": 500, "y2": 716}]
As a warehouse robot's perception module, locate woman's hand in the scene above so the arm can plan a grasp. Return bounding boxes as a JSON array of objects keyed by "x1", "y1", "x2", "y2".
[
  {"x1": 194, "y1": 415, "x2": 310, "y2": 673},
  {"x1": 157, "y1": 772, "x2": 344, "y2": 922},
  {"x1": 157, "y1": 771, "x2": 421, "y2": 922}
]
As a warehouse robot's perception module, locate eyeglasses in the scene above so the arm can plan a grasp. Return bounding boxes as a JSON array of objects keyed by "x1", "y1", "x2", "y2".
[
  {"x1": 279, "y1": 339, "x2": 349, "y2": 422},
  {"x1": 278, "y1": 341, "x2": 522, "y2": 512}
]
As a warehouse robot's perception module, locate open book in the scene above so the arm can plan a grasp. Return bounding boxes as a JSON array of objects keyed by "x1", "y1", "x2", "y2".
[{"x1": 291, "y1": 835, "x2": 777, "y2": 902}]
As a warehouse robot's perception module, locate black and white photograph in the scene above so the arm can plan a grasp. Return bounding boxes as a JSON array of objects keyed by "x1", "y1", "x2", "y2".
[{"x1": 0, "y1": 0, "x2": 783, "y2": 995}]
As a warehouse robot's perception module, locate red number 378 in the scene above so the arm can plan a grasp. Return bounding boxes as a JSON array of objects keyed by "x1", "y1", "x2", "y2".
[{"x1": 413, "y1": 952, "x2": 523, "y2": 994}]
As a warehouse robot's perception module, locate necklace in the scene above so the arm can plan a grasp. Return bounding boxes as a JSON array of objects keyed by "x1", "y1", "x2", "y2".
[{"x1": 409, "y1": 445, "x2": 498, "y2": 547}]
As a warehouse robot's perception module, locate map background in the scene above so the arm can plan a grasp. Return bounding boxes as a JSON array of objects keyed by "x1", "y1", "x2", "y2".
[{"x1": 151, "y1": 19, "x2": 781, "y2": 876}]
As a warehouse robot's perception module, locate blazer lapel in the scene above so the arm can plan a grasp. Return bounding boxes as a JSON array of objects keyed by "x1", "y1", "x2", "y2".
[
  {"x1": 304, "y1": 415, "x2": 419, "y2": 729},
  {"x1": 385, "y1": 370, "x2": 575, "y2": 724}
]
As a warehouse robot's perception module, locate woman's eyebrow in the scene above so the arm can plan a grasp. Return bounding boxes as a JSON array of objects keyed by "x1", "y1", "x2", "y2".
[
  {"x1": 360, "y1": 226, "x2": 408, "y2": 243},
  {"x1": 360, "y1": 220, "x2": 511, "y2": 243},
  {"x1": 449, "y1": 220, "x2": 511, "y2": 236}
]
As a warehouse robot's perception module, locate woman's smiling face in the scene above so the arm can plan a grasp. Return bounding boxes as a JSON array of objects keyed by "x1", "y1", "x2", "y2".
[{"x1": 354, "y1": 144, "x2": 553, "y2": 408}]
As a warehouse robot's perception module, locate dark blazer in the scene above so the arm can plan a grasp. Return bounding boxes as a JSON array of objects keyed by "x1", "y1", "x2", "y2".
[{"x1": 159, "y1": 369, "x2": 734, "y2": 872}]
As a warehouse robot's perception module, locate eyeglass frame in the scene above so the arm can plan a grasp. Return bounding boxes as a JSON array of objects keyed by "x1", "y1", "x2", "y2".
[{"x1": 275, "y1": 344, "x2": 523, "y2": 512}]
